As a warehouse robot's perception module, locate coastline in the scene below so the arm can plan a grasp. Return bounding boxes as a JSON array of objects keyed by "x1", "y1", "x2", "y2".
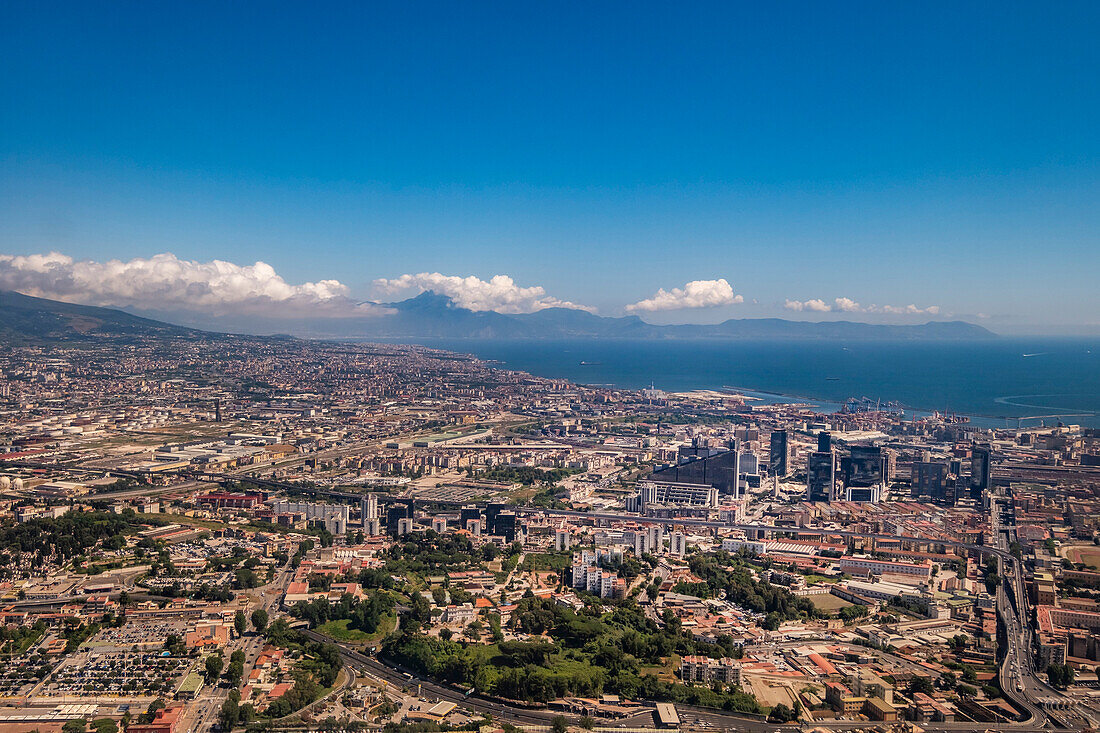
[{"x1": 378, "y1": 336, "x2": 1100, "y2": 429}]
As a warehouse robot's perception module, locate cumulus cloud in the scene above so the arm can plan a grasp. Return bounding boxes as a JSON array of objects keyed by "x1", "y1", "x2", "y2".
[
  {"x1": 784, "y1": 298, "x2": 831, "y2": 312},
  {"x1": 373, "y1": 272, "x2": 594, "y2": 314},
  {"x1": 0, "y1": 251, "x2": 377, "y2": 316},
  {"x1": 625, "y1": 279, "x2": 744, "y2": 313},
  {"x1": 784, "y1": 297, "x2": 940, "y2": 315}
]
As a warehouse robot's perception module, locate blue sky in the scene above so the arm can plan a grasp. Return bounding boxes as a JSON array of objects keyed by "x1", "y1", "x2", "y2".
[{"x1": 2, "y1": 1, "x2": 1099, "y2": 331}]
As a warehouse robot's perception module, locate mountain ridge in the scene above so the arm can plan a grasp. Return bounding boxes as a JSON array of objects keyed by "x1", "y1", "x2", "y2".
[
  {"x1": 371, "y1": 292, "x2": 997, "y2": 340},
  {"x1": 0, "y1": 289, "x2": 998, "y2": 342}
]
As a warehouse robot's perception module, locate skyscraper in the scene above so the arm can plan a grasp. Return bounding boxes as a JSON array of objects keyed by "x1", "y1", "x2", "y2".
[
  {"x1": 971, "y1": 446, "x2": 992, "y2": 497},
  {"x1": 807, "y1": 451, "x2": 835, "y2": 502},
  {"x1": 769, "y1": 430, "x2": 789, "y2": 478}
]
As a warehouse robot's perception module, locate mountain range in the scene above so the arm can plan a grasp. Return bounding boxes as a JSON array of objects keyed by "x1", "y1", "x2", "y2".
[
  {"x1": 0, "y1": 289, "x2": 997, "y2": 342},
  {"x1": 370, "y1": 292, "x2": 996, "y2": 340},
  {"x1": 0, "y1": 290, "x2": 203, "y2": 343}
]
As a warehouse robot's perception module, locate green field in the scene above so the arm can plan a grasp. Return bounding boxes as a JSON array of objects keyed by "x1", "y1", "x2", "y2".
[{"x1": 316, "y1": 613, "x2": 396, "y2": 644}]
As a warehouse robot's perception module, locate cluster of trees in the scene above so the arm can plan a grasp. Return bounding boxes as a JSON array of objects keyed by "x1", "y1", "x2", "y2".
[
  {"x1": 983, "y1": 556, "x2": 1001, "y2": 595},
  {"x1": 0, "y1": 619, "x2": 45, "y2": 655},
  {"x1": 530, "y1": 486, "x2": 568, "y2": 509},
  {"x1": 838, "y1": 605, "x2": 869, "y2": 623},
  {"x1": 1047, "y1": 663, "x2": 1075, "y2": 688},
  {"x1": 686, "y1": 553, "x2": 819, "y2": 621},
  {"x1": 265, "y1": 640, "x2": 342, "y2": 718},
  {"x1": 0, "y1": 511, "x2": 146, "y2": 563},
  {"x1": 467, "y1": 466, "x2": 577, "y2": 486},
  {"x1": 382, "y1": 597, "x2": 760, "y2": 714},
  {"x1": 291, "y1": 539, "x2": 315, "y2": 569},
  {"x1": 767, "y1": 702, "x2": 800, "y2": 723},
  {"x1": 290, "y1": 590, "x2": 396, "y2": 635},
  {"x1": 385, "y1": 533, "x2": 496, "y2": 572}
]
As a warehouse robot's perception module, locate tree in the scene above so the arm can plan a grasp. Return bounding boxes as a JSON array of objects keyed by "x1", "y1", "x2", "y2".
[
  {"x1": 62, "y1": 720, "x2": 87, "y2": 733},
  {"x1": 205, "y1": 654, "x2": 224, "y2": 682},
  {"x1": 768, "y1": 703, "x2": 797, "y2": 723},
  {"x1": 580, "y1": 716, "x2": 594, "y2": 730},
  {"x1": 251, "y1": 608, "x2": 268, "y2": 633},
  {"x1": 908, "y1": 676, "x2": 934, "y2": 696},
  {"x1": 234, "y1": 610, "x2": 247, "y2": 636},
  {"x1": 91, "y1": 718, "x2": 118, "y2": 733},
  {"x1": 219, "y1": 690, "x2": 241, "y2": 730},
  {"x1": 551, "y1": 716, "x2": 568, "y2": 733},
  {"x1": 139, "y1": 700, "x2": 165, "y2": 724}
]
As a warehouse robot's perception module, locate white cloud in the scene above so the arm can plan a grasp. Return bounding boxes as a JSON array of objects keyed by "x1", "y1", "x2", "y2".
[
  {"x1": 0, "y1": 251, "x2": 377, "y2": 316},
  {"x1": 373, "y1": 272, "x2": 593, "y2": 314},
  {"x1": 784, "y1": 298, "x2": 831, "y2": 312},
  {"x1": 784, "y1": 297, "x2": 941, "y2": 315},
  {"x1": 832, "y1": 297, "x2": 863, "y2": 313},
  {"x1": 625, "y1": 279, "x2": 744, "y2": 313},
  {"x1": 881, "y1": 304, "x2": 941, "y2": 315}
]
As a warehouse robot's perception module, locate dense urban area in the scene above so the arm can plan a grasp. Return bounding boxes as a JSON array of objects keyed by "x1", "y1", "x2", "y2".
[{"x1": 2, "y1": 333, "x2": 1100, "y2": 733}]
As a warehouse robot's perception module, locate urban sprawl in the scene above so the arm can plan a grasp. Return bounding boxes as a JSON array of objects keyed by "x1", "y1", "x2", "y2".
[{"x1": 1, "y1": 335, "x2": 1100, "y2": 733}]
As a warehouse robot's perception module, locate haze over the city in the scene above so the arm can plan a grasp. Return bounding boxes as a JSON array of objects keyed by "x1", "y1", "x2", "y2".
[{"x1": 2, "y1": 3, "x2": 1099, "y2": 334}]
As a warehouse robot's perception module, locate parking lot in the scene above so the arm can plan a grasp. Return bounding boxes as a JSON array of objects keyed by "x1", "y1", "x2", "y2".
[{"x1": 43, "y1": 650, "x2": 193, "y2": 697}]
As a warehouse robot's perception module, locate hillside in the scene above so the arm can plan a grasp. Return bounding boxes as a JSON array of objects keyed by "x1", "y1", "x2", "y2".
[{"x1": 0, "y1": 290, "x2": 205, "y2": 343}]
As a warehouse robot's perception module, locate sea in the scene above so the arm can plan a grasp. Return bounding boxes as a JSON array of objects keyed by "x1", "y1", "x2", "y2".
[{"x1": 385, "y1": 337, "x2": 1100, "y2": 429}]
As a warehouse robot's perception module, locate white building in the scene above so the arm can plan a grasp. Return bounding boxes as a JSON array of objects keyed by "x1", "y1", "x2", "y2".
[{"x1": 670, "y1": 531, "x2": 687, "y2": 557}]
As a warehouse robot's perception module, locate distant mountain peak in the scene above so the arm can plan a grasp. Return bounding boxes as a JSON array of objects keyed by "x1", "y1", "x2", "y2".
[{"x1": 0, "y1": 289, "x2": 998, "y2": 342}]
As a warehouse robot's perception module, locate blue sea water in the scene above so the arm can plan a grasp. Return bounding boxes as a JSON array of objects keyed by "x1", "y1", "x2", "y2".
[{"x1": 397, "y1": 337, "x2": 1100, "y2": 428}]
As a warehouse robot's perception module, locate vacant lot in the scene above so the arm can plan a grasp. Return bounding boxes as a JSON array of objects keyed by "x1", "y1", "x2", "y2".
[{"x1": 810, "y1": 594, "x2": 854, "y2": 612}]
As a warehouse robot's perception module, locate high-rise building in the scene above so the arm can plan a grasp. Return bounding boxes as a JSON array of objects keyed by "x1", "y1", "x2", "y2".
[
  {"x1": 484, "y1": 502, "x2": 506, "y2": 532},
  {"x1": 912, "y1": 462, "x2": 946, "y2": 500},
  {"x1": 555, "y1": 529, "x2": 572, "y2": 552},
  {"x1": 271, "y1": 500, "x2": 349, "y2": 534},
  {"x1": 769, "y1": 430, "x2": 789, "y2": 477},
  {"x1": 971, "y1": 446, "x2": 992, "y2": 497},
  {"x1": 817, "y1": 431, "x2": 832, "y2": 453},
  {"x1": 460, "y1": 505, "x2": 482, "y2": 529},
  {"x1": 807, "y1": 451, "x2": 835, "y2": 502},
  {"x1": 361, "y1": 493, "x2": 378, "y2": 525},
  {"x1": 431, "y1": 517, "x2": 448, "y2": 534},
  {"x1": 648, "y1": 525, "x2": 665, "y2": 554},
  {"x1": 649, "y1": 437, "x2": 741, "y2": 497},
  {"x1": 386, "y1": 502, "x2": 413, "y2": 535},
  {"x1": 670, "y1": 531, "x2": 687, "y2": 557},
  {"x1": 493, "y1": 511, "x2": 521, "y2": 543},
  {"x1": 845, "y1": 446, "x2": 885, "y2": 489}
]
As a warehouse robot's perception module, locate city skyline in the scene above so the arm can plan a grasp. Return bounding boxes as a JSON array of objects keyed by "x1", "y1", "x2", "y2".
[{"x1": 3, "y1": 2, "x2": 1099, "y2": 333}]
